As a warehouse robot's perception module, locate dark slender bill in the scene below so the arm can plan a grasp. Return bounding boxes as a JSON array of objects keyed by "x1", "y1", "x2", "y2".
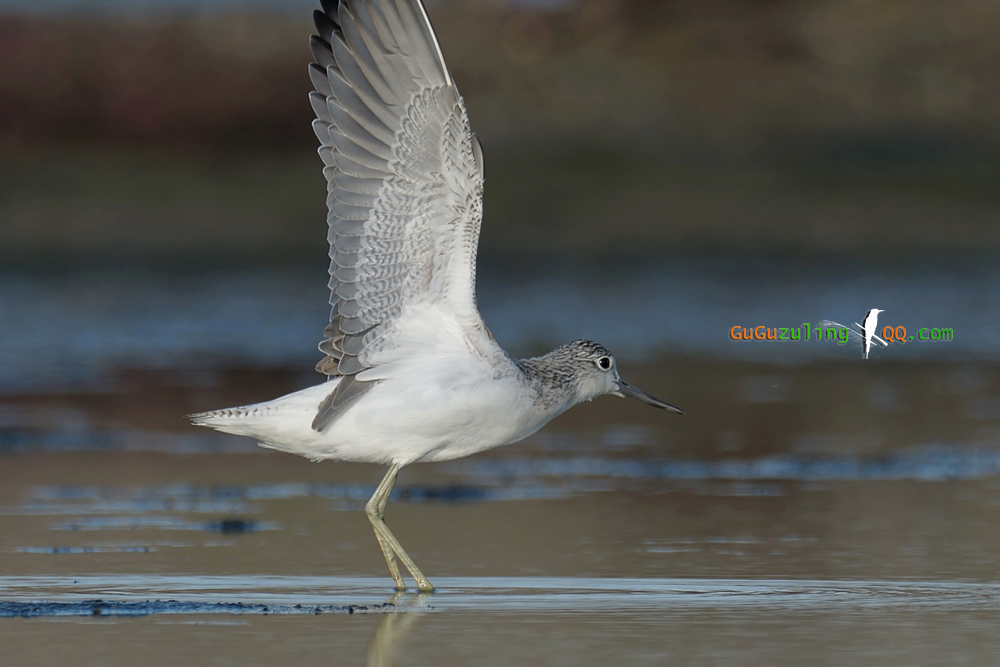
[{"x1": 617, "y1": 380, "x2": 685, "y2": 414}]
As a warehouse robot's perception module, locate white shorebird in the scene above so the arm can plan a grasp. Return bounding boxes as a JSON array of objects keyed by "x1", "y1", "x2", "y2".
[
  {"x1": 860, "y1": 308, "x2": 884, "y2": 360},
  {"x1": 190, "y1": 0, "x2": 683, "y2": 592}
]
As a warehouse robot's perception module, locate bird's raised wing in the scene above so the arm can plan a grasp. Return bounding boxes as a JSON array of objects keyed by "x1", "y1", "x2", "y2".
[{"x1": 308, "y1": 0, "x2": 486, "y2": 431}]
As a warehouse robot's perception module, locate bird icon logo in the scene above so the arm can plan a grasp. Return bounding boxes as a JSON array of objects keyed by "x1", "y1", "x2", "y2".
[
  {"x1": 861, "y1": 308, "x2": 885, "y2": 360},
  {"x1": 819, "y1": 307, "x2": 890, "y2": 359}
]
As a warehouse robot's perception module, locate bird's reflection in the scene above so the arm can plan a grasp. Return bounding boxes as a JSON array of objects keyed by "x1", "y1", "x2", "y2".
[{"x1": 366, "y1": 592, "x2": 432, "y2": 667}]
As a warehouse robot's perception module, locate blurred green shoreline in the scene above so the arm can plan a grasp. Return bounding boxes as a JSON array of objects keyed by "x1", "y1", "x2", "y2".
[{"x1": 2, "y1": 137, "x2": 998, "y2": 266}]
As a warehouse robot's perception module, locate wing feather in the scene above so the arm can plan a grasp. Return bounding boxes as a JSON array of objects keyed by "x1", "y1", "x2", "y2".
[
  {"x1": 313, "y1": 8, "x2": 339, "y2": 41},
  {"x1": 308, "y1": 0, "x2": 487, "y2": 432},
  {"x1": 311, "y1": 375, "x2": 372, "y2": 431}
]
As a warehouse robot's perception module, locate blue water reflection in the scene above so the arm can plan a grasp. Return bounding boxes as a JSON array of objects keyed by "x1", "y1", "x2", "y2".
[{"x1": 0, "y1": 257, "x2": 996, "y2": 391}]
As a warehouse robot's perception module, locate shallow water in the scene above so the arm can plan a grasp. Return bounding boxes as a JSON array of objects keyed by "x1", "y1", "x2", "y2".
[
  {"x1": 1, "y1": 364, "x2": 999, "y2": 664},
  {"x1": 2, "y1": 264, "x2": 999, "y2": 664},
  {"x1": 6, "y1": 575, "x2": 1000, "y2": 665}
]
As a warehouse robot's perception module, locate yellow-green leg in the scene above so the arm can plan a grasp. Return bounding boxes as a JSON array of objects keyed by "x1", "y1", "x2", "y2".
[{"x1": 365, "y1": 463, "x2": 434, "y2": 592}]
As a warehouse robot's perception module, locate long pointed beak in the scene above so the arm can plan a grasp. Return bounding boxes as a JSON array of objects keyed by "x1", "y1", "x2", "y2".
[{"x1": 615, "y1": 379, "x2": 685, "y2": 415}]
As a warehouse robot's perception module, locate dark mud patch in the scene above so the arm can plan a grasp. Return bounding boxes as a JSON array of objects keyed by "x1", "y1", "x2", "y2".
[{"x1": 0, "y1": 599, "x2": 399, "y2": 618}]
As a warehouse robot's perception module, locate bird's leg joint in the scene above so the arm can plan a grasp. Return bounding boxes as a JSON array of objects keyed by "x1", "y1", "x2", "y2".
[{"x1": 365, "y1": 496, "x2": 383, "y2": 521}]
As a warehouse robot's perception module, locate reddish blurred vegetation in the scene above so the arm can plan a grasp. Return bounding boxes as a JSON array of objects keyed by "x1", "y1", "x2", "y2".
[
  {"x1": 2, "y1": 0, "x2": 999, "y2": 152},
  {"x1": 0, "y1": 0, "x2": 998, "y2": 261},
  {"x1": 0, "y1": 13, "x2": 312, "y2": 152}
]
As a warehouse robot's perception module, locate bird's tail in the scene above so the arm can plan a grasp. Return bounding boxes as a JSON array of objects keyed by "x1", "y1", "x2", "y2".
[{"x1": 186, "y1": 405, "x2": 274, "y2": 439}]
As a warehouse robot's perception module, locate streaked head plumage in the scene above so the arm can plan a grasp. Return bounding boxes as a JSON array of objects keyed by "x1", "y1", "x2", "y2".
[{"x1": 524, "y1": 340, "x2": 684, "y2": 415}]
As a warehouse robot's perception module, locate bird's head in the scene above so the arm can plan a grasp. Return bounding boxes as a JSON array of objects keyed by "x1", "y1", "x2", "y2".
[{"x1": 557, "y1": 340, "x2": 685, "y2": 414}]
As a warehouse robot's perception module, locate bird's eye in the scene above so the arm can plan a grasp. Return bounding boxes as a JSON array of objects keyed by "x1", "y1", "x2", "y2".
[{"x1": 597, "y1": 356, "x2": 612, "y2": 370}]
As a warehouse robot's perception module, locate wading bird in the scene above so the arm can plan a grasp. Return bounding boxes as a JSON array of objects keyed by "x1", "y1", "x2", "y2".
[{"x1": 190, "y1": 0, "x2": 683, "y2": 592}]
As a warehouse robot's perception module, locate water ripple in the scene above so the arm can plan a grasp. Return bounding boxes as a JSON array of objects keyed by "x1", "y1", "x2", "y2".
[
  {"x1": 455, "y1": 445, "x2": 1000, "y2": 482},
  {"x1": 3, "y1": 576, "x2": 1000, "y2": 616}
]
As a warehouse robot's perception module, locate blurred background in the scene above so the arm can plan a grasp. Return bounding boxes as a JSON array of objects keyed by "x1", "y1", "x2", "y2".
[
  {"x1": 1, "y1": 0, "x2": 998, "y2": 376},
  {"x1": 2, "y1": 0, "x2": 1000, "y2": 662},
  {"x1": 4, "y1": 0, "x2": 1000, "y2": 263},
  {"x1": 1, "y1": 0, "x2": 998, "y2": 426}
]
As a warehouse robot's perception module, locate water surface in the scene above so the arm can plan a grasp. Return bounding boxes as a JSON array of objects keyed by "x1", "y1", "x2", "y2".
[{"x1": 1, "y1": 263, "x2": 998, "y2": 664}]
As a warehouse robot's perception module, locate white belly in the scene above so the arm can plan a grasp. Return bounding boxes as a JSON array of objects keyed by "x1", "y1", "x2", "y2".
[{"x1": 196, "y1": 366, "x2": 557, "y2": 465}]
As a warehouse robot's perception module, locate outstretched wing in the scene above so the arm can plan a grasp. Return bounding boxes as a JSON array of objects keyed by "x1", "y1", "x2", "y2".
[{"x1": 308, "y1": 0, "x2": 487, "y2": 431}]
